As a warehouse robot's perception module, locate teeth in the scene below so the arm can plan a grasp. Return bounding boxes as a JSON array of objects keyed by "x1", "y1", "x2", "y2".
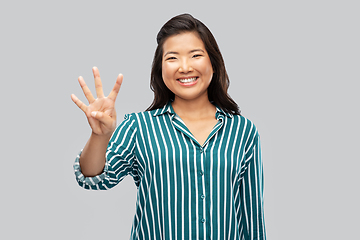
[{"x1": 178, "y1": 77, "x2": 197, "y2": 83}]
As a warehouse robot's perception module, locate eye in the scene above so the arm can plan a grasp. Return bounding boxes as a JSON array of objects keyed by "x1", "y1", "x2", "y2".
[
  {"x1": 192, "y1": 54, "x2": 203, "y2": 58},
  {"x1": 166, "y1": 56, "x2": 177, "y2": 61}
]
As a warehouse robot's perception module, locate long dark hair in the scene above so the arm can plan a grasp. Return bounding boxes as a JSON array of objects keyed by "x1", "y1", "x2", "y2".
[{"x1": 146, "y1": 13, "x2": 240, "y2": 115}]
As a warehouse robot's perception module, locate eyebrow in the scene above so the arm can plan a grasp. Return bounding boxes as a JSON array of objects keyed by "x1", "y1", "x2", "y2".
[{"x1": 164, "y1": 49, "x2": 205, "y2": 57}]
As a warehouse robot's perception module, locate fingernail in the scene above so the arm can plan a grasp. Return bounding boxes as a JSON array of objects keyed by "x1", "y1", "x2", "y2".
[{"x1": 91, "y1": 111, "x2": 97, "y2": 117}]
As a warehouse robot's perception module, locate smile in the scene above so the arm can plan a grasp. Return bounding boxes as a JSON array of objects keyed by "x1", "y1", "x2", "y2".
[{"x1": 177, "y1": 77, "x2": 198, "y2": 83}]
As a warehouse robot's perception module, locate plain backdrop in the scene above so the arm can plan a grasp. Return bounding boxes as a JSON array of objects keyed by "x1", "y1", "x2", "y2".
[{"x1": 1, "y1": 0, "x2": 359, "y2": 239}]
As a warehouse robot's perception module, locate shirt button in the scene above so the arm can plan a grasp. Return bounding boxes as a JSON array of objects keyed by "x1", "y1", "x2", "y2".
[
  {"x1": 201, "y1": 218, "x2": 206, "y2": 223},
  {"x1": 201, "y1": 194, "x2": 205, "y2": 199}
]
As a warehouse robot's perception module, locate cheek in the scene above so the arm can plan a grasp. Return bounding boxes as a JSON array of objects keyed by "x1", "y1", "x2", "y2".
[
  {"x1": 202, "y1": 62, "x2": 214, "y2": 83},
  {"x1": 161, "y1": 63, "x2": 174, "y2": 90},
  {"x1": 195, "y1": 58, "x2": 213, "y2": 75},
  {"x1": 162, "y1": 63, "x2": 172, "y2": 80},
  {"x1": 206, "y1": 59, "x2": 214, "y2": 75}
]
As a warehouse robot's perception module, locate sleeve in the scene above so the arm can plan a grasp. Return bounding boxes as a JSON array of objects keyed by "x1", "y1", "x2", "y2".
[
  {"x1": 73, "y1": 113, "x2": 138, "y2": 190},
  {"x1": 239, "y1": 132, "x2": 266, "y2": 240}
]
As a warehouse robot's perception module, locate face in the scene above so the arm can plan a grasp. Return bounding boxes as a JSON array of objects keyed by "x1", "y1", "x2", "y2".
[{"x1": 162, "y1": 32, "x2": 214, "y2": 103}]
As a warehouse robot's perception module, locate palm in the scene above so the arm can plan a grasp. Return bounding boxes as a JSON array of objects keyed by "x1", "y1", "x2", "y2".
[
  {"x1": 86, "y1": 97, "x2": 115, "y2": 135},
  {"x1": 71, "y1": 67, "x2": 123, "y2": 136}
]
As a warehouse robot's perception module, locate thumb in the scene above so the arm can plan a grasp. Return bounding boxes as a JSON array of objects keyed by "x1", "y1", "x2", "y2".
[{"x1": 91, "y1": 111, "x2": 114, "y2": 127}]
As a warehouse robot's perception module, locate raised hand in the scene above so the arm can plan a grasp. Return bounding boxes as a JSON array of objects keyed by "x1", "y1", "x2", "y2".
[{"x1": 71, "y1": 67, "x2": 123, "y2": 136}]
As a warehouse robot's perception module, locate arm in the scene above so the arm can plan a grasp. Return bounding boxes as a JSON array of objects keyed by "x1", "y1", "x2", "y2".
[
  {"x1": 240, "y1": 133, "x2": 266, "y2": 240},
  {"x1": 73, "y1": 113, "x2": 138, "y2": 190},
  {"x1": 79, "y1": 132, "x2": 111, "y2": 177},
  {"x1": 71, "y1": 67, "x2": 123, "y2": 177}
]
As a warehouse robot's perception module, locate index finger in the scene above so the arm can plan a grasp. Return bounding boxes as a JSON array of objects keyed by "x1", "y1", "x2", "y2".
[
  {"x1": 108, "y1": 74, "x2": 123, "y2": 102},
  {"x1": 71, "y1": 94, "x2": 88, "y2": 113}
]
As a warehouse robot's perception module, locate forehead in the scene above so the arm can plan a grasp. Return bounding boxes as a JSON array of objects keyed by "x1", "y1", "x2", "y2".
[{"x1": 162, "y1": 32, "x2": 205, "y2": 53}]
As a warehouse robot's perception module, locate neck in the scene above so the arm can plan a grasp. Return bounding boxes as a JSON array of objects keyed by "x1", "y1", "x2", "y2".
[{"x1": 171, "y1": 94, "x2": 216, "y2": 120}]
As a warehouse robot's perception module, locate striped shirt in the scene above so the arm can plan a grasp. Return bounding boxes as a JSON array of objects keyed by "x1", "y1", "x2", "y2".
[{"x1": 74, "y1": 102, "x2": 266, "y2": 240}]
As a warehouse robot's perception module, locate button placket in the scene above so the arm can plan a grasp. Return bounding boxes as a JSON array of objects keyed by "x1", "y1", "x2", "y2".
[
  {"x1": 198, "y1": 147, "x2": 205, "y2": 177},
  {"x1": 197, "y1": 146, "x2": 206, "y2": 229}
]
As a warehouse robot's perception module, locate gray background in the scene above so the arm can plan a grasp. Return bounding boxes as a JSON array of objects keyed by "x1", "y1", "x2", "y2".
[{"x1": 1, "y1": 0, "x2": 359, "y2": 239}]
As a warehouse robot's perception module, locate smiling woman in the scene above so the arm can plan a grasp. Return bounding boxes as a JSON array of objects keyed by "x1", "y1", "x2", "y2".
[{"x1": 71, "y1": 13, "x2": 266, "y2": 240}]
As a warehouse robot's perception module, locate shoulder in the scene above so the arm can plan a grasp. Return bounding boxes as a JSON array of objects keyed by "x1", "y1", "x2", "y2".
[
  {"x1": 122, "y1": 106, "x2": 167, "y2": 123},
  {"x1": 230, "y1": 114, "x2": 259, "y2": 136},
  {"x1": 229, "y1": 114, "x2": 260, "y2": 150},
  {"x1": 118, "y1": 107, "x2": 170, "y2": 136}
]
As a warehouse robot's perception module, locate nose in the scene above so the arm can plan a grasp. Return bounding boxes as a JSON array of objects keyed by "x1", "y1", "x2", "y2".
[{"x1": 178, "y1": 59, "x2": 193, "y2": 73}]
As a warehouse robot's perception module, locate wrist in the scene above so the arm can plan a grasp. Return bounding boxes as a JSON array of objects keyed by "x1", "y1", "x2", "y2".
[{"x1": 91, "y1": 131, "x2": 113, "y2": 141}]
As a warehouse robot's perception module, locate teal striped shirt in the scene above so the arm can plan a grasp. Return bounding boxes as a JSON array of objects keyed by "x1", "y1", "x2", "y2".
[{"x1": 74, "y1": 102, "x2": 266, "y2": 239}]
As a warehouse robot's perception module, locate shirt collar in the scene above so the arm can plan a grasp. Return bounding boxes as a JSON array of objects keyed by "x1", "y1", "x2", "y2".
[
  {"x1": 215, "y1": 105, "x2": 233, "y2": 119},
  {"x1": 153, "y1": 101, "x2": 233, "y2": 119},
  {"x1": 153, "y1": 102, "x2": 175, "y2": 117}
]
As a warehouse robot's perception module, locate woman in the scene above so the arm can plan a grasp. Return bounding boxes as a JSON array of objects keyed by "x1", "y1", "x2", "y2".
[{"x1": 71, "y1": 13, "x2": 266, "y2": 240}]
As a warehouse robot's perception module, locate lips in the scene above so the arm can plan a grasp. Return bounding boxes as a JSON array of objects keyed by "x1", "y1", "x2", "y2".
[{"x1": 177, "y1": 77, "x2": 198, "y2": 83}]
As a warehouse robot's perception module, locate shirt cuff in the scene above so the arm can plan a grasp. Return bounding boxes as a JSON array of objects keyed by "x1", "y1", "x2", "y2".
[{"x1": 73, "y1": 150, "x2": 108, "y2": 187}]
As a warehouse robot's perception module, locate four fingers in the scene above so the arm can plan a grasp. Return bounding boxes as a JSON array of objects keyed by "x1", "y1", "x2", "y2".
[{"x1": 72, "y1": 67, "x2": 123, "y2": 116}]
